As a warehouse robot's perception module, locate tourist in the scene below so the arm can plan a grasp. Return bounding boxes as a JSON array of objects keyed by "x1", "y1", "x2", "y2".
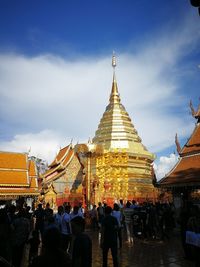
[
  {"x1": 112, "y1": 203, "x2": 123, "y2": 248},
  {"x1": 101, "y1": 206, "x2": 119, "y2": 267},
  {"x1": 97, "y1": 202, "x2": 105, "y2": 228},
  {"x1": 61, "y1": 205, "x2": 72, "y2": 253},
  {"x1": 123, "y1": 201, "x2": 134, "y2": 245},
  {"x1": 78, "y1": 202, "x2": 84, "y2": 217},
  {"x1": 33, "y1": 204, "x2": 45, "y2": 236},
  {"x1": 71, "y1": 216, "x2": 92, "y2": 267},
  {"x1": 27, "y1": 229, "x2": 40, "y2": 265},
  {"x1": 54, "y1": 205, "x2": 64, "y2": 232},
  {"x1": 70, "y1": 206, "x2": 83, "y2": 220},
  {"x1": 30, "y1": 227, "x2": 71, "y2": 267},
  {"x1": 0, "y1": 208, "x2": 12, "y2": 264},
  {"x1": 12, "y1": 208, "x2": 30, "y2": 267},
  {"x1": 90, "y1": 204, "x2": 98, "y2": 230},
  {"x1": 44, "y1": 203, "x2": 54, "y2": 229}
]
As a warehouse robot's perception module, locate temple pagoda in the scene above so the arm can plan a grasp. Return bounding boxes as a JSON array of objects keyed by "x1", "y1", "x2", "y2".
[
  {"x1": 84, "y1": 55, "x2": 156, "y2": 205},
  {"x1": 159, "y1": 101, "x2": 200, "y2": 202},
  {"x1": 0, "y1": 151, "x2": 39, "y2": 203},
  {"x1": 42, "y1": 55, "x2": 156, "y2": 207}
]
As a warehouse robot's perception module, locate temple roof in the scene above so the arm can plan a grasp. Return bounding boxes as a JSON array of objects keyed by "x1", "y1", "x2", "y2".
[
  {"x1": 159, "y1": 155, "x2": 200, "y2": 187},
  {"x1": 0, "y1": 151, "x2": 39, "y2": 197},
  {"x1": 180, "y1": 123, "x2": 200, "y2": 155},
  {"x1": 160, "y1": 103, "x2": 200, "y2": 188},
  {"x1": 92, "y1": 55, "x2": 155, "y2": 161},
  {"x1": 43, "y1": 144, "x2": 80, "y2": 183}
]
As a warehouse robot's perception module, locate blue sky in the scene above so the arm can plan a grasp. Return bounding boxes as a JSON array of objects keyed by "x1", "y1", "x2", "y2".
[{"x1": 0, "y1": 0, "x2": 199, "y2": 179}]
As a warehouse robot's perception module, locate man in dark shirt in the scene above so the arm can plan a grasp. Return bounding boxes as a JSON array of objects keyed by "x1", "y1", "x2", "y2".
[
  {"x1": 71, "y1": 216, "x2": 92, "y2": 267},
  {"x1": 101, "y1": 206, "x2": 119, "y2": 267}
]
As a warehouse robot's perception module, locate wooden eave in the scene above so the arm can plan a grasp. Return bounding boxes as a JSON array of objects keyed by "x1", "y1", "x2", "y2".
[
  {"x1": 159, "y1": 154, "x2": 200, "y2": 188},
  {"x1": 49, "y1": 145, "x2": 70, "y2": 167},
  {"x1": 180, "y1": 123, "x2": 200, "y2": 156}
]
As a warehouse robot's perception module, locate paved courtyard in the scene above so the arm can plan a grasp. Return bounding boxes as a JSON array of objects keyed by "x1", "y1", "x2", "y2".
[
  {"x1": 87, "y1": 228, "x2": 195, "y2": 267},
  {"x1": 22, "y1": 227, "x2": 195, "y2": 267}
]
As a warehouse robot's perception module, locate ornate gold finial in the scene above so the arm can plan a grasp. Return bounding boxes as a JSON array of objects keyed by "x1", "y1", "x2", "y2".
[{"x1": 112, "y1": 51, "x2": 116, "y2": 68}]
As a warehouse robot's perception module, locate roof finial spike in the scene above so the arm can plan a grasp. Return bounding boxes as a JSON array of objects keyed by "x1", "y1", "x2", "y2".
[{"x1": 112, "y1": 51, "x2": 117, "y2": 69}]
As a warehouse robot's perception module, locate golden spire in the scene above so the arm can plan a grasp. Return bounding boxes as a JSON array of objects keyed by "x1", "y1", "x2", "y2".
[{"x1": 110, "y1": 52, "x2": 120, "y2": 104}]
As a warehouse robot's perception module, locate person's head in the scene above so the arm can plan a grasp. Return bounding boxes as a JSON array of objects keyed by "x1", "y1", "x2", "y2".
[
  {"x1": 73, "y1": 206, "x2": 79, "y2": 214},
  {"x1": 65, "y1": 205, "x2": 71, "y2": 214},
  {"x1": 104, "y1": 206, "x2": 112, "y2": 215},
  {"x1": 126, "y1": 201, "x2": 131, "y2": 208},
  {"x1": 46, "y1": 203, "x2": 50, "y2": 209},
  {"x1": 38, "y1": 203, "x2": 42, "y2": 209},
  {"x1": 71, "y1": 216, "x2": 85, "y2": 235},
  {"x1": 58, "y1": 205, "x2": 64, "y2": 215},
  {"x1": 113, "y1": 203, "x2": 119, "y2": 211},
  {"x1": 132, "y1": 200, "x2": 136, "y2": 205}
]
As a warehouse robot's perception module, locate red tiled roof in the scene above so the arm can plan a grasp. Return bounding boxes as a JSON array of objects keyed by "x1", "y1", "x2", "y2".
[
  {"x1": 0, "y1": 170, "x2": 29, "y2": 186},
  {"x1": 62, "y1": 148, "x2": 74, "y2": 167},
  {"x1": 0, "y1": 152, "x2": 27, "y2": 169},
  {"x1": 181, "y1": 124, "x2": 200, "y2": 155},
  {"x1": 160, "y1": 154, "x2": 200, "y2": 187},
  {"x1": 44, "y1": 145, "x2": 75, "y2": 181},
  {"x1": 28, "y1": 160, "x2": 37, "y2": 177},
  {"x1": 0, "y1": 152, "x2": 39, "y2": 196},
  {"x1": 49, "y1": 146, "x2": 70, "y2": 167}
]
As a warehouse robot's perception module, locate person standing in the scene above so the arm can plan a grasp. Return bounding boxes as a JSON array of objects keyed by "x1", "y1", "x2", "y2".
[
  {"x1": 123, "y1": 201, "x2": 134, "y2": 245},
  {"x1": 112, "y1": 203, "x2": 123, "y2": 248},
  {"x1": 101, "y1": 206, "x2": 119, "y2": 267},
  {"x1": 12, "y1": 208, "x2": 30, "y2": 267},
  {"x1": 71, "y1": 216, "x2": 92, "y2": 267},
  {"x1": 34, "y1": 204, "x2": 45, "y2": 236},
  {"x1": 61, "y1": 205, "x2": 72, "y2": 253}
]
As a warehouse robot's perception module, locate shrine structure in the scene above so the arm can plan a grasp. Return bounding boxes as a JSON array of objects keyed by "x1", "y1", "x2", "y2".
[{"x1": 42, "y1": 55, "x2": 156, "y2": 207}]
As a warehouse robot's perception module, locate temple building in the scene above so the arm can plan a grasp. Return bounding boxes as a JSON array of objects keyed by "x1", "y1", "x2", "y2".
[
  {"x1": 0, "y1": 151, "x2": 39, "y2": 204},
  {"x1": 159, "y1": 101, "x2": 200, "y2": 204},
  {"x1": 42, "y1": 144, "x2": 84, "y2": 207},
  {"x1": 43, "y1": 55, "x2": 156, "y2": 207}
]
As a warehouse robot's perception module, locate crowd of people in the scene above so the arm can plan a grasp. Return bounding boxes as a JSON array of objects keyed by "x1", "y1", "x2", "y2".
[{"x1": 0, "y1": 199, "x2": 200, "y2": 267}]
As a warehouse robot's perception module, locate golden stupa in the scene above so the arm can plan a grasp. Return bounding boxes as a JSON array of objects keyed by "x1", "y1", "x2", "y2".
[
  {"x1": 80, "y1": 54, "x2": 156, "y2": 206},
  {"x1": 42, "y1": 54, "x2": 157, "y2": 208}
]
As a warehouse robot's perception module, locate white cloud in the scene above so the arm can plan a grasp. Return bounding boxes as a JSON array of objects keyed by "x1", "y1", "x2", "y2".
[
  {"x1": 0, "y1": 15, "x2": 199, "y2": 163},
  {"x1": 0, "y1": 130, "x2": 68, "y2": 164},
  {"x1": 154, "y1": 154, "x2": 179, "y2": 181}
]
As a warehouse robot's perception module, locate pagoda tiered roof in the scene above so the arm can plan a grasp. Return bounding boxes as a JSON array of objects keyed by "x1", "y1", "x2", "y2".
[
  {"x1": 92, "y1": 54, "x2": 155, "y2": 161},
  {"x1": 0, "y1": 151, "x2": 39, "y2": 198},
  {"x1": 160, "y1": 102, "x2": 200, "y2": 188}
]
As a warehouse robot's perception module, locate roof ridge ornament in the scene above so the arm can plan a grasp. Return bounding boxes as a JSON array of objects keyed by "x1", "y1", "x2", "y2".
[
  {"x1": 189, "y1": 99, "x2": 200, "y2": 122},
  {"x1": 175, "y1": 133, "x2": 181, "y2": 155}
]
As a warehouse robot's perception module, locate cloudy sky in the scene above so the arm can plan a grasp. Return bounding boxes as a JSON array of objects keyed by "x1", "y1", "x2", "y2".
[{"x1": 0, "y1": 1, "x2": 199, "y2": 180}]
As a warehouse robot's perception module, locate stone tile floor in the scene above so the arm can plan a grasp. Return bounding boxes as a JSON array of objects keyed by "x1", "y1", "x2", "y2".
[
  {"x1": 22, "y1": 228, "x2": 195, "y2": 267},
  {"x1": 87, "y1": 229, "x2": 195, "y2": 267}
]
